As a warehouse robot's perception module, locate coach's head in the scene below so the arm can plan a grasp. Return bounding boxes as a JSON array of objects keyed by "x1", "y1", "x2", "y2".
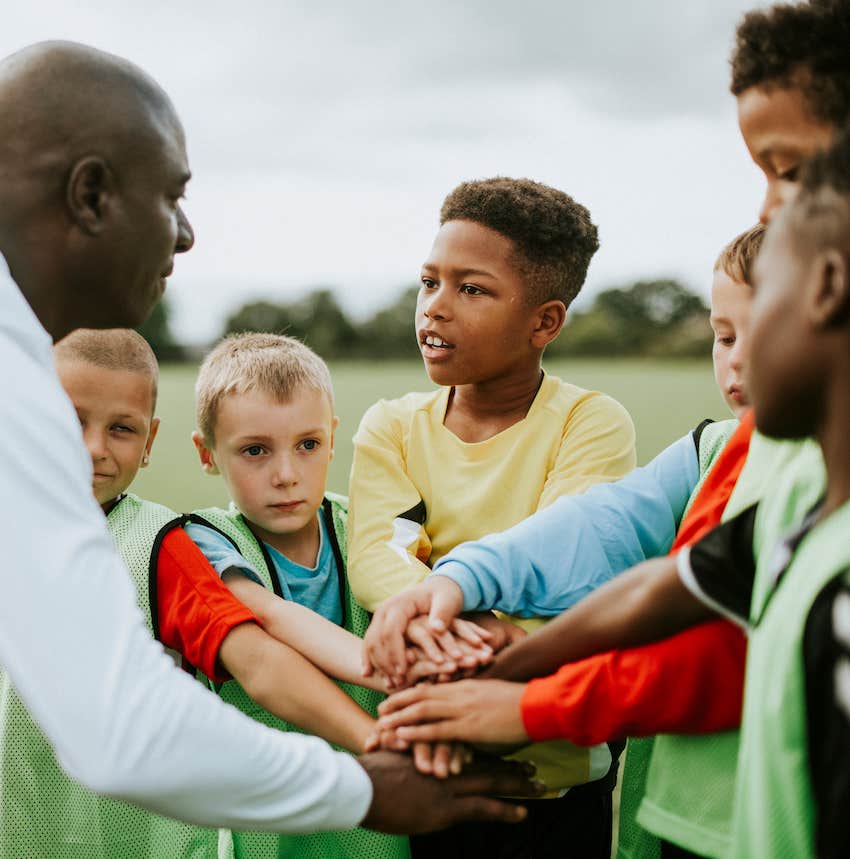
[{"x1": 0, "y1": 41, "x2": 194, "y2": 341}]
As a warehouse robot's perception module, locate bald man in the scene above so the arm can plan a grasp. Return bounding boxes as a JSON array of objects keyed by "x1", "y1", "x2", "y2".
[{"x1": 0, "y1": 41, "x2": 536, "y2": 839}]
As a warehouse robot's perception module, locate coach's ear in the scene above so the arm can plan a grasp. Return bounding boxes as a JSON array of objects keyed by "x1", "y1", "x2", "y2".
[
  {"x1": 66, "y1": 156, "x2": 115, "y2": 235},
  {"x1": 810, "y1": 248, "x2": 850, "y2": 328},
  {"x1": 192, "y1": 430, "x2": 220, "y2": 475}
]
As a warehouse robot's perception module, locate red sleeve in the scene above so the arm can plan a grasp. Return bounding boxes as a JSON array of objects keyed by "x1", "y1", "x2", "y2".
[
  {"x1": 155, "y1": 528, "x2": 259, "y2": 683},
  {"x1": 520, "y1": 619, "x2": 746, "y2": 746}
]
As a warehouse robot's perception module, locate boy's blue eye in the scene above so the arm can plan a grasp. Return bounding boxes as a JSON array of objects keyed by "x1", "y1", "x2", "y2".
[
  {"x1": 243, "y1": 444, "x2": 264, "y2": 456},
  {"x1": 299, "y1": 439, "x2": 319, "y2": 451}
]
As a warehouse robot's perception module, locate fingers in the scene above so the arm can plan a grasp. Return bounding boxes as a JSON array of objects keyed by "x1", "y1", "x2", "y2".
[
  {"x1": 412, "y1": 741, "x2": 436, "y2": 776},
  {"x1": 365, "y1": 596, "x2": 423, "y2": 685},
  {"x1": 427, "y1": 578, "x2": 464, "y2": 634},
  {"x1": 449, "y1": 743, "x2": 472, "y2": 775},
  {"x1": 378, "y1": 683, "x2": 452, "y2": 717},
  {"x1": 445, "y1": 796, "x2": 528, "y2": 826},
  {"x1": 450, "y1": 617, "x2": 493, "y2": 646},
  {"x1": 406, "y1": 617, "x2": 459, "y2": 666},
  {"x1": 449, "y1": 764, "x2": 545, "y2": 800}
]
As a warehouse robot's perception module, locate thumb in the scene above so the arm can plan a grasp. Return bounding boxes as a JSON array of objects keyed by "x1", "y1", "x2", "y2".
[{"x1": 429, "y1": 580, "x2": 461, "y2": 633}]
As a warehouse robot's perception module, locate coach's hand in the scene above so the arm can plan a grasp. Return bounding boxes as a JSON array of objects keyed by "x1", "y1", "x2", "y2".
[{"x1": 358, "y1": 750, "x2": 543, "y2": 834}]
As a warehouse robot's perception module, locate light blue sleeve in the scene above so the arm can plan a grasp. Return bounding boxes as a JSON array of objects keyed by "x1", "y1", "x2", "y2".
[
  {"x1": 184, "y1": 522, "x2": 263, "y2": 586},
  {"x1": 431, "y1": 432, "x2": 699, "y2": 616}
]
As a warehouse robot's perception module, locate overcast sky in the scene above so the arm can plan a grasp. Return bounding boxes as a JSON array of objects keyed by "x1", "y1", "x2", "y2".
[{"x1": 4, "y1": 1, "x2": 769, "y2": 344}]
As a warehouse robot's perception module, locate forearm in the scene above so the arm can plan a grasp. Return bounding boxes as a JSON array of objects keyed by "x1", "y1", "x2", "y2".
[
  {"x1": 1, "y1": 349, "x2": 372, "y2": 832},
  {"x1": 485, "y1": 554, "x2": 715, "y2": 682},
  {"x1": 221, "y1": 623, "x2": 376, "y2": 754},
  {"x1": 521, "y1": 619, "x2": 746, "y2": 745},
  {"x1": 433, "y1": 434, "x2": 698, "y2": 616},
  {"x1": 225, "y1": 575, "x2": 384, "y2": 692}
]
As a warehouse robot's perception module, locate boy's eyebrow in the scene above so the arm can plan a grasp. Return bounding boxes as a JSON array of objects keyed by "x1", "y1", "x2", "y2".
[{"x1": 421, "y1": 262, "x2": 497, "y2": 279}]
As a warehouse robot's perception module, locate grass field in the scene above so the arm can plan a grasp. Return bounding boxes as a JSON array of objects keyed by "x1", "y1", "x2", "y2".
[{"x1": 133, "y1": 358, "x2": 727, "y2": 512}]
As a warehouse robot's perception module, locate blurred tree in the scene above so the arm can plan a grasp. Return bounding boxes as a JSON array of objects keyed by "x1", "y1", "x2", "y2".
[
  {"x1": 551, "y1": 279, "x2": 709, "y2": 357},
  {"x1": 136, "y1": 298, "x2": 185, "y2": 362},
  {"x1": 223, "y1": 300, "x2": 294, "y2": 337},
  {"x1": 222, "y1": 291, "x2": 359, "y2": 359},
  {"x1": 356, "y1": 286, "x2": 420, "y2": 359}
]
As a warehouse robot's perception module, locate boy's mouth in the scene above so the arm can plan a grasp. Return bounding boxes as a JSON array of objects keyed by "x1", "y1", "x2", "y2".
[
  {"x1": 419, "y1": 330, "x2": 455, "y2": 353},
  {"x1": 269, "y1": 501, "x2": 304, "y2": 512}
]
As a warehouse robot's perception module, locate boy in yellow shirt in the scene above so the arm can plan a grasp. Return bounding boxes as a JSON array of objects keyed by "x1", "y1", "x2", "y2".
[{"x1": 348, "y1": 176, "x2": 637, "y2": 859}]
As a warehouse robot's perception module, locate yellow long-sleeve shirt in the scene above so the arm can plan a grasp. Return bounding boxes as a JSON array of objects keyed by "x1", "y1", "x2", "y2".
[
  {"x1": 348, "y1": 373, "x2": 637, "y2": 612},
  {"x1": 348, "y1": 374, "x2": 637, "y2": 793}
]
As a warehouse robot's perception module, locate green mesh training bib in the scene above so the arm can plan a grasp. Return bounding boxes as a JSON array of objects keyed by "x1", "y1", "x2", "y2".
[
  {"x1": 617, "y1": 418, "x2": 737, "y2": 859},
  {"x1": 635, "y1": 436, "x2": 819, "y2": 857},
  {"x1": 729, "y1": 448, "x2": 835, "y2": 858},
  {"x1": 0, "y1": 493, "x2": 220, "y2": 859},
  {"x1": 191, "y1": 494, "x2": 409, "y2": 859}
]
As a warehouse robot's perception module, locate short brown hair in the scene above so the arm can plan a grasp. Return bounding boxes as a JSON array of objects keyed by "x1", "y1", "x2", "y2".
[
  {"x1": 54, "y1": 328, "x2": 158, "y2": 408},
  {"x1": 195, "y1": 332, "x2": 334, "y2": 445},
  {"x1": 439, "y1": 176, "x2": 599, "y2": 307},
  {"x1": 714, "y1": 224, "x2": 767, "y2": 287}
]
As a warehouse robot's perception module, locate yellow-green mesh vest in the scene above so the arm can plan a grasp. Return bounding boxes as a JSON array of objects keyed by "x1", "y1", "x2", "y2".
[
  {"x1": 0, "y1": 493, "x2": 219, "y2": 859},
  {"x1": 617, "y1": 419, "x2": 737, "y2": 859},
  {"x1": 728, "y1": 450, "x2": 834, "y2": 858},
  {"x1": 634, "y1": 436, "x2": 819, "y2": 857},
  {"x1": 190, "y1": 494, "x2": 410, "y2": 859}
]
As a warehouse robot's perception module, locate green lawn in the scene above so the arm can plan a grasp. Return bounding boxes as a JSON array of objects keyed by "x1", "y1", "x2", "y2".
[{"x1": 132, "y1": 358, "x2": 727, "y2": 513}]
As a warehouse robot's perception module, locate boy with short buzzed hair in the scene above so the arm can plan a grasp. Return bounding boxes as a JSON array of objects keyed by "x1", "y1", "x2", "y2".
[
  {"x1": 349, "y1": 177, "x2": 637, "y2": 858},
  {"x1": 186, "y1": 332, "x2": 412, "y2": 859}
]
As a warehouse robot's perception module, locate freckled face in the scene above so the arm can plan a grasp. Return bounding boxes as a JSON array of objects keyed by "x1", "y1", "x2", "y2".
[
  {"x1": 416, "y1": 220, "x2": 544, "y2": 386},
  {"x1": 710, "y1": 270, "x2": 752, "y2": 418},
  {"x1": 737, "y1": 84, "x2": 834, "y2": 224},
  {"x1": 203, "y1": 388, "x2": 336, "y2": 549},
  {"x1": 57, "y1": 360, "x2": 158, "y2": 507}
]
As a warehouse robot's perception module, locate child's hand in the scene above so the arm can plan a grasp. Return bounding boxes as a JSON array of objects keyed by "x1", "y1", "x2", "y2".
[
  {"x1": 362, "y1": 578, "x2": 466, "y2": 686},
  {"x1": 404, "y1": 615, "x2": 493, "y2": 675},
  {"x1": 460, "y1": 612, "x2": 527, "y2": 654},
  {"x1": 376, "y1": 679, "x2": 531, "y2": 751}
]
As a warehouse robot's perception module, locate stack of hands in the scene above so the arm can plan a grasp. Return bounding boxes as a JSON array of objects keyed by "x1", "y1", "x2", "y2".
[{"x1": 361, "y1": 576, "x2": 534, "y2": 778}]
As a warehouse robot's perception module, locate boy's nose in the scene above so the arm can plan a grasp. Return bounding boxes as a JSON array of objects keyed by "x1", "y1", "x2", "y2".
[
  {"x1": 422, "y1": 287, "x2": 451, "y2": 321},
  {"x1": 84, "y1": 428, "x2": 109, "y2": 461},
  {"x1": 271, "y1": 456, "x2": 298, "y2": 486}
]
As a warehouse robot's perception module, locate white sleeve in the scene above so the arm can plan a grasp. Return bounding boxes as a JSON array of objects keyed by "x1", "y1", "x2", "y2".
[{"x1": 0, "y1": 338, "x2": 372, "y2": 832}]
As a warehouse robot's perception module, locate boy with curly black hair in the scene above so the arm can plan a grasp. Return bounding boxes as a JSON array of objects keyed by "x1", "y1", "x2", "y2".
[
  {"x1": 348, "y1": 177, "x2": 636, "y2": 858},
  {"x1": 731, "y1": 0, "x2": 850, "y2": 222}
]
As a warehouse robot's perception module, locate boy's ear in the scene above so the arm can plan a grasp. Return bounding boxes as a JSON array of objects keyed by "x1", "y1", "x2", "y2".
[
  {"x1": 808, "y1": 249, "x2": 850, "y2": 329},
  {"x1": 530, "y1": 300, "x2": 567, "y2": 349},
  {"x1": 191, "y1": 430, "x2": 220, "y2": 475},
  {"x1": 141, "y1": 417, "x2": 161, "y2": 468},
  {"x1": 66, "y1": 156, "x2": 115, "y2": 236}
]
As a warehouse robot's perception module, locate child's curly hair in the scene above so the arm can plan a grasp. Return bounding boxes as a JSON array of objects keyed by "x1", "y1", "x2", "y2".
[
  {"x1": 730, "y1": 0, "x2": 850, "y2": 126},
  {"x1": 440, "y1": 177, "x2": 599, "y2": 308}
]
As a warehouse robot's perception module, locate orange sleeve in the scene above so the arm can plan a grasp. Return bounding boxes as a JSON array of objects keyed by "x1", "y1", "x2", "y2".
[
  {"x1": 155, "y1": 528, "x2": 258, "y2": 683},
  {"x1": 520, "y1": 619, "x2": 746, "y2": 746}
]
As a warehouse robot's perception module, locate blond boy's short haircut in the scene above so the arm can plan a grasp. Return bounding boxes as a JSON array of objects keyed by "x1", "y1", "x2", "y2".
[
  {"x1": 196, "y1": 332, "x2": 334, "y2": 445},
  {"x1": 54, "y1": 328, "x2": 159, "y2": 409},
  {"x1": 714, "y1": 224, "x2": 767, "y2": 287}
]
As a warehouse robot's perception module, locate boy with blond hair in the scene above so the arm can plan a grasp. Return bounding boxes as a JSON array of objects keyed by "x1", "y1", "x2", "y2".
[
  {"x1": 187, "y1": 332, "x2": 418, "y2": 859},
  {"x1": 349, "y1": 177, "x2": 637, "y2": 858},
  {"x1": 0, "y1": 328, "x2": 411, "y2": 859}
]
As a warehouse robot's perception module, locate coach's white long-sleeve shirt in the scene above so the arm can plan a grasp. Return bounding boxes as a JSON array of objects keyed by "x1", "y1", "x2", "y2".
[{"x1": 0, "y1": 257, "x2": 372, "y2": 832}]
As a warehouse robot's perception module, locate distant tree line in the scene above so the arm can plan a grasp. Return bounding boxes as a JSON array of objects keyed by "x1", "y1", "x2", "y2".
[{"x1": 139, "y1": 279, "x2": 712, "y2": 362}]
